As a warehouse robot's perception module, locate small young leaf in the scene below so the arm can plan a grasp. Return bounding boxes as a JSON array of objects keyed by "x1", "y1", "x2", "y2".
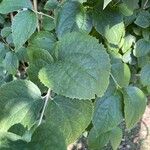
[
  {"x1": 2, "y1": 52, "x2": 19, "y2": 75},
  {"x1": 12, "y1": 10, "x2": 37, "y2": 49},
  {"x1": 39, "y1": 32, "x2": 111, "y2": 99},
  {"x1": 88, "y1": 127, "x2": 110, "y2": 150},
  {"x1": 0, "y1": 80, "x2": 43, "y2": 131},
  {"x1": 123, "y1": 86, "x2": 147, "y2": 129},
  {"x1": 140, "y1": 64, "x2": 150, "y2": 86},
  {"x1": 45, "y1": 95, "x2": 93, "y2": 144},
  {"x1": 110, "y1": 127, "x2": 122, "y2": 150},
  {"x1": 0, "y1": 0, "x2": 32, "y2": 14}
]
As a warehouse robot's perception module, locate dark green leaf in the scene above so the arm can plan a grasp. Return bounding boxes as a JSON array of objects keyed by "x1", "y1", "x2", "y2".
[
  {"x1": 45, "y1": 95, "x2": 93, "y2": 144},
  {"x1": 123, "y1": 86, "x2": 147, "y2": 129},
  {"x1": 39, "y1": 32, "x2": 111, "y2": 99},
  {"x1": 0, "y1": 0, "x2": 32, "y2": 14},
  {"x1": 92, "y1": 92, "x2": 123, "y2": 134},
  {"x1": 12, "y1": 10, "x2": 37, "y2": 49},
  {"x1": 140, "y1": 64, "x2": 150, "y2": 86}
]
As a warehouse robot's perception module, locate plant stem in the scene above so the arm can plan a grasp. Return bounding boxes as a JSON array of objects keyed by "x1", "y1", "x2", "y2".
[
  {"x1": 143, "y1": 0, "x2": 149, "y2": 9},
  {"x1": 38, "y1": 88, "x2": 51, "y2": 126},
  {"x1": 33, "y1": 0, "x2": 40, "y2": 32},
  {"x1": 33, "y1": 10, "x2": 54, "y2": 20},
  {"x1": 110, "y1": 73, "x2": 122, "y2": 89}
]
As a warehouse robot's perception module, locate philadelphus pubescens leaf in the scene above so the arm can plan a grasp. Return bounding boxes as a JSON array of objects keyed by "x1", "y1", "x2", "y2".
[
  {"x1": 12, "y1": 10, "x2": 37, "y2": 49},
  {"x1": 103, "y1": 0, "x2": 112, "y2": 9},
  {"x1": 0, "y1": 0, "x2": 32, "y2": 14},
  {"x1": 93, "y1": 8, "x2": 125, "y2": 45},
  {"x1": 134, "y1": 39, "x2": 150, "y2": 57},
  {"x1": 45, "y1": 95, "x2": 93, "y2": 144},
  {"x1": 123, "y1": 86, "x2": 147, "y2": 129},
  {"x1": 0, "y1": 80, "x2": 43, "y2": 131},
  {"x1": 92, "y1": 92, "x2": 123, "y2": 134},
  {"x1": 56, "y1": 1, "x2": 92, "y2": 37},
  {"x1": 140, "y1": 64, "x2": 150, "y2": 86},
  {"x1": 39, "y1": 32, "x2": 111, "y2": 99},
  {"x1": 29, "y1": 124, "x2": 67, "y2": 150}
]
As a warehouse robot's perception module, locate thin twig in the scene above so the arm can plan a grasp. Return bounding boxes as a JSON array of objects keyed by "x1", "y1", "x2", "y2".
[
  {"x1": 110, "y1": 73, "x2": 122, "y2": 89},
  {"x1": 33, "y1": 0, "x2": 40, "y2": 31},
  {"x1": 38, "y1": 88, "x2": 51, "y2": 126},
  {"x1": 143, "y1": 0, "x2": 149, "y2": 9},
  {"x1": 33, "y1": 10, "x2": 55, "y2": 20},
  {"x1": 10, "y1": 13, "x2": 13, "y2": 22}
]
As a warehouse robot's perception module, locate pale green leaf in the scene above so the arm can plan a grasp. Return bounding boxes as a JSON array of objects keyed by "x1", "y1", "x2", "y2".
[
  {"x1": 110, "y1": 127, "x2": 122, "y2": 150},
  {"x1": 134, "y1": 39, "x2": 150, "y2": 57},
  {"x1": 123, "y1": 0, "x2": 139, "y2": 11},
  {"x1": 0, "y1": 0, "x2": 32, "y2": 14},
  {"x1": 12, "y1": 10, "x2": 37, "y2": 49},
  {"x1": 121, "y1": 34, "x2": 136, "y2": 53},
  {"x1": 103, "y1": 0, "x2": 112, "y2": 9},
  {"x1": 92, "y1": 92, "x2": 123, "y2": 134},
  {"x1": 0, "y1": 80, "x2": 43, "y2": 131},
  {"x1": 45, "y1": 95, "x2": 93, "y2": 144},
  {"x1": 140, "y1": 64, "x2": 150, "y2": 86},
  {"x1": 123, "y1": 86, "x2": 147, "y2": 129},
  {"x1": 39, "y1": 32, "x2": 111, "y2": 99}
]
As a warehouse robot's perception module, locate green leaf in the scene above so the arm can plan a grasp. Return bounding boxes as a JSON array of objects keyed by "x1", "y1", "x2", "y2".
[
  {"x1": 0, "y1": 80, "x2": 43, "y2": 131},
  {"x1": 45, "y1": 95, "x2": 93, "y2": 144},
  {"x1": 110, "y1": 127, "x2": 122, "y2": 150},
  {"x1": 44, "y1": 0, "x2": 59, "y2": 10},
  {"x1": 27, "y1": 47, "x2": 53, "y2": 91},
  {"x1": 121, "y1": 34, "x2": 135, "y2": 53},
  {"x1": 134, "y1": 39, "x2": 150, "y2": 57},
  {"x1": 140, "y1": 64, "x2": 150, "y2": 86},
  {"x1": 138, "y1": 55, "x2": 150, "y2": 68},
  {"x1": 12, "y1": 10, "x2": 37, "y2": 49},
  {"x1": 88, "y1": 127, "x2": 110, "y2": 150},
  {"x1": 93, "y1": 8, "x2": 125, "y2": 45},
  {"x1": 56, "y1": 1, "x2": 92, "y2": 37},
  {"x1": 0, "y1": 42, "x2": 7, "y2": 62},
  {"x1": 92, "y1": 92, "x2": 123, "y2": 134},
  {"x1": 42, "y1": 16, "x2": 55, "y2": 31},
  {"x1": 134, "y1": 10, "x2": 150, "y2": 28},
  {"x1": 0, "y1": 131, "x2": 29, "y2": 149},
  {"x1": 0, "y1": 0, "x2": 32, "y2": 14},
  {"x1": 111, "y1": 62, "x2": 131, "y2": 87},
  {"x1": 118, "y1": 3, "x2": 133, "y2": 16},
  {"x1": 2, "y1": 52, "x2": 19, "y2": 75},
  {"x1": 123, "y1": 86, "x2": 147, "y2": 129},
  {"x1": 28, "y1": 124, "x2": 67, "y2": 150},
  {"x1": 103, "y1": 0, "x2": 112, "y2": 9},
  {"x1": 1, "y1": 27, "x2": 12, "y2": 38},
  {"x1": 123, "y1": 0, "x2": 139, "y2": 11},
  {"x1": 39, "y1": 32, "x2": 111, "y2": 99},
  {"x1": 29, "y1": 31, "x2": 57, "y2": 52}
]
